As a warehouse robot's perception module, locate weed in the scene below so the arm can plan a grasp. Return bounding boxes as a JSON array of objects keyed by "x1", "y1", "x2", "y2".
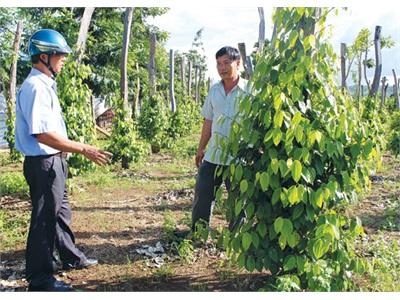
[
  {"x1": 153, "y1": 263, "x2": 174, "y2": 280},
  {"x1": 176, "y1": 239, "x2": 194, "y2": 263},
  {"x1": 0, "y1": 173, "x2": 29, "y2": 198},
  {"x1": 0, "y1": 210, "x2": 30, "y2": 251},
  {"x1": 162, "y1": 210, "x2": 177, "y2": 240}
]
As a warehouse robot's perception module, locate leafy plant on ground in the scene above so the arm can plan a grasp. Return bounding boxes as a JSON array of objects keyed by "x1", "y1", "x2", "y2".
[
  {"x1": 57, "y1": 58, "x2": 96, "y2": 176},
  {"x1": 108, "y1": 97, "x2": 150, "y2": 169},
  {"x1": 387, "y1": 111, "x2": 400, "y2": 157},
  {"x1": 0, "y1": 210, "x2": 30, "y2": 251},
  {"x1": 217, "y1": 8, "x2": 380, "y2": 291}
]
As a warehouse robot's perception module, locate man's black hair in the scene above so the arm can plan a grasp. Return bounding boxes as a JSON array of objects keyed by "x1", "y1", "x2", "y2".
[
  {"x1": 215, "y1": 46, "x2": 240, "y2": 60},
  {"x1": 31, "y1": 54, "x2": 41, "y2": 64}
]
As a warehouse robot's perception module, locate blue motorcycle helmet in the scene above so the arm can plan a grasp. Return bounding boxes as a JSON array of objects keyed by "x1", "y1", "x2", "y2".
[{"x1": 28, "y1": 29, "x2": 72, "y2": 76}]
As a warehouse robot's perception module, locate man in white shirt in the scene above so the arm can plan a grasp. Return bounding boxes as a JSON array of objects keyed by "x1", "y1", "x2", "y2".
[
  {"x1": 192, "y1": 46, "x2": 248, "y2": 231},
  {"x1": 15, "y1": 29, "x2": 112, "y2": 291}
]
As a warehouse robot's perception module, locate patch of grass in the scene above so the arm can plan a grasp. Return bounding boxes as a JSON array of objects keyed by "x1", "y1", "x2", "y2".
[
  {"x1": 0, "y1": 172, "x2": 29, "y2": 198},
  {"x1": 152, "y1": 263, "x2": 174, "y2": 280},
  {"x1": 378, "y1": 196, "x2": 400, "y2": 231},
  {"x1": 176, "y1": 239, "x2": 194, "y2": 263},
  {"x1": 362, "y1": 235, "x2": 400, "y2": 291},
  {"x1": 162, "y1": 210, "x2": 177, "y2": 240},
  {"x1": 0, "y1": 210, "x2": 30, "y2": 251}
]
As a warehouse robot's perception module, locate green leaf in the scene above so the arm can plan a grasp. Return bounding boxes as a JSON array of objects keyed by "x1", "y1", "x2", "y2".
[
  {"x1": 235, "y1": 199, "x2": 243, "y2": 217},
  {"x1": 242, "y1": 232, "x2": 252, "y2": 251},
  {"x1": 251, "y1": 232, "x2": 260, "y2": 248},
  {"x1": 292, "y1": 205, "x2": 304, "y2": 219},
  {"x1": 240, "y1": 179, "x2": 248, "y2": 194},
  {"x1": 246, "y1": 202, "x2": 255, "y2": 218},
  {"x1": 284, "y1": 255, "x2": 297, "y2": 271},
  {"x1": 287, "y1": 231, "x2": 300, "y2": 248},
  {"x1": 288, "y1": 186, "x2": 299, "y2": 205},
  {"x1": 259, "y1": 172, "x2": 270, "y2": 191},
  {"x1": 257, "y1": 222, "x2": 267, "y2": 237},
  {"x1": 235, "y1": 165, "x2": 243, "y2": 182},
  {"x1": 246, "y1": 256, "x2": 256, "y2": 272},
  {"x1": 291, "y1": 160, "x2": 302, "y2": 183},
  {"x1": 271, "y1": 158, "x2": 279, "y2": 174},
  {"x1": 274, "y1": 110, "x2": 284, "y2": 128},
  {"x1": 263, "y1": 111, "x2": 272, "y2": 128},
  {"x1": 272, "y1": 188, "x2": 281, "y2": 205},
  {"x1": 272, "y1": 129, "x2": 282, "y2": 146},
  {"x1": 274, "y1": 217, "x2": 284, "y2": 233},
  {"x1": 279, "y1": 160, "x2": 289, "y2": 177},
  {"x1": 312, "y1": 239, "x2": 329, "y2": 259},
  {"x1": 281, "y1": 219, "x2": 294, "y2": 238},
  {"x1": 278, "y1": 234, "x2": 287, "y2": 250}
]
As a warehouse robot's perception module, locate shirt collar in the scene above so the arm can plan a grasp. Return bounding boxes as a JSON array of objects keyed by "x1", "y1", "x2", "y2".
[
  {"x1": 29, "y1": 68, "x2": 56, "y2": 88},
  {"x1": 219, "y1": 77, "x2": 248, "y2": 92}
]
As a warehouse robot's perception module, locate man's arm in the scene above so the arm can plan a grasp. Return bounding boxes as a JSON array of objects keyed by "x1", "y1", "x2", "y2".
[
  {"x1": 35, "y1": 131, "x2": 112, "y2": 166},
  {"x1": 195, "y1": 119, "x2": 212, "y2": 168}
]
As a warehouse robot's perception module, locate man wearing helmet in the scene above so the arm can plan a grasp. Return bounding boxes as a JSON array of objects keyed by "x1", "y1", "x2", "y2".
[{"x1": 15, "y1": 29, "x2": 112, "y2": 291}]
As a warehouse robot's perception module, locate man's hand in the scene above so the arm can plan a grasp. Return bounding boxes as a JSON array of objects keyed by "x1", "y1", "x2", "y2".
[
  {"x1": 195, "y1": 148, "x2": 205, "y2": 168},
  {"x1": 82, "y1": 145, "x2": 113, "y2": 166}
]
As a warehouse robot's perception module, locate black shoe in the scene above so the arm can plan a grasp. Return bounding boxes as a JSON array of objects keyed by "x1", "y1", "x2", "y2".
[
  {"x1": 28, "y1": 280, "x2": 74, "y2": 291},
  {"x1": 63, "y1": 258, "x2": 98, "y2": 270}
]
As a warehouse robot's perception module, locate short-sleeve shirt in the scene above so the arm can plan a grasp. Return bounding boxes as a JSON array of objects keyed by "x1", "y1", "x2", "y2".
[
  {"x1": 201, "y1": 77, "x2": 249, "y2": 165},
  {"x1": 15, "y1": 68, "x2": 68, "y2": 156}
]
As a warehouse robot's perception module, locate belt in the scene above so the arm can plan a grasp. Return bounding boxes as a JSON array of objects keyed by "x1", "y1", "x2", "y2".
[{"x1": 26, "y1": 152, "x2": 68, "y2": 159}]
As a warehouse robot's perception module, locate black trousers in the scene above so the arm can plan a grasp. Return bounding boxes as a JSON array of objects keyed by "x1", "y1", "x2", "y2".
[
  {"x1": 192, "y1": 161, "x2": 230, "y2": 230},
  {"x1": 23, "y1": 154, "x2": 86, "y2": 286}
]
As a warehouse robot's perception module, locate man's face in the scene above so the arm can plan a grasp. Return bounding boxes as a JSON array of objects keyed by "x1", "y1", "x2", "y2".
[
  {"x1": 40, "y1": 53, "x2": 66, "y2": 74},
  {"x1": 216, "y1": 54, "x2": 240, "y2": 81}
]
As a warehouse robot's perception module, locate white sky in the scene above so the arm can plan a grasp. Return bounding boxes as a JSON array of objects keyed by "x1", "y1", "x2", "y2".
[
  {"x1": 2, "y1": 0, "x2": 399, "y2": 85},
  {"x1": 147, "y1": 5, "x2": 400, "y2": 84}
]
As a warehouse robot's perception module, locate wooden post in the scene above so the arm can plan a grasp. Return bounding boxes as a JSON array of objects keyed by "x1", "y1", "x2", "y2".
[
  {"x1": 133, "y1": 62, "x2": 140, "y2": 118},
  {"x1": 257, "y1": 7, "x2": 265, "y2": 54},
  {"x1": 180, "y1": 56, "x2": 185, "y2": 96},
  {"x1": 392, "y1": 69, "x2": 399, "y2": 109},
  {"x1": 194, "y1": 66, "x2": 199, "y2": 102},
  {"x1": 187, "y1": 60, "x2": 192, "y2": 98},
  {"x1": 380, "y1": 76, "x2": 388, "y2": 108},
  {"x1": 238, "y1": 42, "x2": 253, "y2": 79},
  {"x1": 148, "y1": 32, "x2": 157, "y2": 95},
  {"x1": 369, "y1": 26, "x2": 382, "y2": 98},
  {"x1": 340, "y1": 43, "x2": 347, "y2": 91},
  {"x1": 121, "y1": 7, "x2": 134, "y2": 113},
  {"x1": 76, "y1": 7, "x2": 95, "y2": 63},
  {"x1": 169, "y1": 49, "x2": 176, "y2": 112},
  {"x1": 207, "y1": 77, "x2": 211, "y2": 92},
  {"x1": 6, "y1": 21, "x2": 23, "y2": 155}
]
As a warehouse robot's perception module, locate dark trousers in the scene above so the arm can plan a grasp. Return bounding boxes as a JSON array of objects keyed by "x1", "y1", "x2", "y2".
[
  {"x1": 192, "y1": 160, "x2": 230, "y2": 230},
  {"x1": 23, "y1": 154, "x2": 86, "y2": 286}
]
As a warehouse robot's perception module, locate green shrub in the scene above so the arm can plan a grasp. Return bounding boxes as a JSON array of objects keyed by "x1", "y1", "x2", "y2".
[
  {"x1": 108, "y1": 97, "x2": 150, "y2": 168},
  {"x1": 387, "y1": 111, "x2": 400, "y2": 156},
  {"x1": 217, "y1": 8, "x2": 379, "y2": 291}
]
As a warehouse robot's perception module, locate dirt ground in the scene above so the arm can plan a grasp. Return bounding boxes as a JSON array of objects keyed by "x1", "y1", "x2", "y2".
[{"x1": 1, "y1": 152, "x2": 399, "y2": 291}]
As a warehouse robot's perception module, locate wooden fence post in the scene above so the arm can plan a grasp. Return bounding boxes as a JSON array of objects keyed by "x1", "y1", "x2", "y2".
[
  {"x1": 169, "y1": 49, "x2": 176, "y2": 112},
  {"x1": 369, "y1": 26, "x2": 382, "y2": 98}
]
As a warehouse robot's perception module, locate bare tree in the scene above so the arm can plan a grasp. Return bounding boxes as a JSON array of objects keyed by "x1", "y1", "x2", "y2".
[
  {"x1": 180, "y1": 56, "x2": 185, "y2": 96},
  {"x1": 238, "y1": 42, "x2": 253, "y2": 79},
  {"x1": 340, "y1": 43, "x2": 347, "y2": 91},
  {"x1": 380, "y1": 76, "x2": 388, "y2": 108},
  {"x1": 187, "y1": 60, "x2": 192, "y2": 98}
]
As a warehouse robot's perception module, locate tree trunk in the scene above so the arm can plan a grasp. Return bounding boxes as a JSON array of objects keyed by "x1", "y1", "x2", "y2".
[
  {"x1": 356, "y1": 58, "x2": 362, "y2": 102},
  {"x1": 340, "y1": 43, "x2": 347, "y2": 91},
  {"x1": 393, "y1": 69, "x2": 400, "y2": 109},
  {"x1": 187, "y1": 60, "x2": 192, "y2": 98},
  {"x1": 207, "y1": 77, "x2": 211, "y2": 92},
  {"x1": 363, "y1": 46, "x2": 371, "y2": 93},
  {"x1": 169, "y1": 49, "x2": 176, "y2": 112},
  {"x1": 257, "y1": 7, "x2": 265, "y2": 54},
  {"x1": 76, "y1": 7, "x2": 95, "y2": 63},
  {"x1": 148, "y1": 32, "x2": 157, "y2": 95},
  {"x1": 369, "y1": 25, "x2": 382, "y2": 98}
]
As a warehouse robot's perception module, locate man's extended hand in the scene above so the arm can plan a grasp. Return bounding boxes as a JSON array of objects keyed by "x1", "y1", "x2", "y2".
[
  {"x1": 195, "y1": 148, "x2": 205, "y2": 168},
  {"x1": 82, "y1": 145, "x2": 113, "y2": 166}
]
